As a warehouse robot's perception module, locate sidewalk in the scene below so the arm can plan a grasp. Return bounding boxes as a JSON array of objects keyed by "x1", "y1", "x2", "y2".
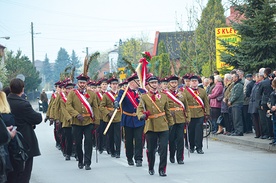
[{"x1": 210, "y1": 133, "x2": 276, "y2": 152}]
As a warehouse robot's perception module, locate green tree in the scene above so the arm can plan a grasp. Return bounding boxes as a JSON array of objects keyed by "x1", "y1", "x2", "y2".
[
  {"x1": 69, "y1": 50, "x2": 81, "y2": 81},
  {"x1": 150, "y1": 41, "x2": 171, "y2": 77},
  {"x1": 221, "y1": 0, "x2": 276, "y2": 72},
  {"x1": 5, "y1": 50, "x2": 41, "y2": 93},
  {"x1": 158, "y1": 53, "x2": 170, "y2": 78},
  {"x1": 121, "y1": 38, "x2": 143, "y2": 65},
  {"x1": 53, "y1": 48, "x2": 71, "y2": 82},
  {"x1": 195, "y1": 0, "x2": 226, "y2": 76},
  {"x1": 0, "y1": 61, "x2": 8, "y2": 87},
  {"x1": 41, "y1": 54, "x2": 53, "y2": 83}
]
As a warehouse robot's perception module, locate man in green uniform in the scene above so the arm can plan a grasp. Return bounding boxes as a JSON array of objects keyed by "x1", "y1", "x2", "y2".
[
  {"x1": 99, "y1": 77, "x2": 122, "y2": 158},
  {"x1": 66, "y1": 74, "x2": 100, "y2": 170},
  {"x1": 184, "y1": 75, "x2": 210, "y2": 154},
  {"x1": 137, "y1": 76, "x2": 174, "y2": 177},
  {"x1": 166, "y1": 75, "x2": 190, "y2": 164}
]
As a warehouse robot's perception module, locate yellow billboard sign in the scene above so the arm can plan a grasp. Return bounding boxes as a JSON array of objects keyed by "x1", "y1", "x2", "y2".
[
  {"x1": 215, "y1": 27, "x2": 240, "y2": 71},
  {"x1": 118, "y1": 67, "x2": 126, "y2": 80}
]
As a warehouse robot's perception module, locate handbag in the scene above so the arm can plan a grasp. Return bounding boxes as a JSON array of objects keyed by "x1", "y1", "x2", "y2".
[
  {"x1": 216, "y1": 92, "x2": 224, "y2": 102},
  {"x1": 0, "y1": 115, "x2": 11, "y2": 146},
  {"x1": 9, "y1": 132, "x2": 29, "y2": 172},
  {"x1": 216, "y1": 115, "x2": 224, "y2": 125}
]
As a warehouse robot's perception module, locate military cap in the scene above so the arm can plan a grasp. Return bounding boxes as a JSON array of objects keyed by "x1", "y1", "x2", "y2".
[
  {"x1": 87, "y1": 80, "x2": 96, "y2": 86},
  {"x1": 160, "y1": 77, "x2": 169, "y2": 83},
  {"x1": 147, "y1": 76, "x2": 159, "y2": 83},
  {"x1": 168, "y1": 75, "x2": 179, "y2": 82},
  {"x1": 76, "y1": 73, "x2": 90, "y2": 82},
  {"x1": 127, "y1": 73, "x2": 139, "y2": 82},
  {"x1": 64, "y1": 83, "x2": 76, "y2": 89},
  {"x1": 189, "y1": 75, "x2": 200, "y2": 80},
  {"x1": 107, "y1": 77, "x2": 119, "y2": 84}
]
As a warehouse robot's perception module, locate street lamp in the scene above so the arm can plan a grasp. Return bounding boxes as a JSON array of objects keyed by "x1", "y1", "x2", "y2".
[{"x1": 0, "y1": 36, "x2": 10, "y2": 40}]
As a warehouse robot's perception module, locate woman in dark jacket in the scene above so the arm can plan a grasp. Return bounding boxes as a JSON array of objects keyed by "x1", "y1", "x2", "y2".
[
  {"x1": 7, "y1": 78, "x2": 42, "y2": 183},
  {"x1": 248, "y1": 74, "x2": 262, "y2": 138}
]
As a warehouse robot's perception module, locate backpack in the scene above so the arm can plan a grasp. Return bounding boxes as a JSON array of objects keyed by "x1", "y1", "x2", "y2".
[{"x1": 8, "y1": 132, "x2": 29, "y2": 172}]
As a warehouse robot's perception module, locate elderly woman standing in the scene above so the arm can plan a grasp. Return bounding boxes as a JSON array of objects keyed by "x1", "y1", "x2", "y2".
[{"x1": 208, "y1": 75, "x2": 224, "y2": 134}]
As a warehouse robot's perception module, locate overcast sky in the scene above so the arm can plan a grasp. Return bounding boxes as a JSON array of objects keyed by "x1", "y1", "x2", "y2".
[{"x1": 0, "y1": 0, "x2": 230, "y2": 62}]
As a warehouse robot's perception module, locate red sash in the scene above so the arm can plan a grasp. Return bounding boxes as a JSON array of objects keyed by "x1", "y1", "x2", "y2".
[
  {"x1": 164, "y1": 90, "x2": 185, "y2": 110},
  {"x1": 52, "y1": 93, "x2": 57, "y2": 99},
  {"x1": 60, "y1": 92, "x2": 67, "y2": 103},
  {"x1": 125, "y1": 89, "x2": 138, "y2": 109},
  {"x1": 105, "y1": 91, "x2": 116, "y2": 102},
  {"x1": 74, "y1": 90, "x2": 94, "y2": 118},
  {"x1": 186, "y1": 87, "x2": 205, "y2": 110},
  {"x1": 96, "y1": 92, "x2": 103, "y2": 101}
]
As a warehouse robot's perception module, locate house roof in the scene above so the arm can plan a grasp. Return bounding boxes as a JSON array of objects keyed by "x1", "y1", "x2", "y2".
[
  {"x1": 226, "y1": 6, "x2": 246, "y2": 26},
  {"x1": 153, "y1": 31, "x2": 194, "y2": 60}
]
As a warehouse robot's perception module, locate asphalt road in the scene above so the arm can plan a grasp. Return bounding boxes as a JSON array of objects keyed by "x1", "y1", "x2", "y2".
[{"x1": 30, "y1": 111, "x2": 276, "y2": 183}]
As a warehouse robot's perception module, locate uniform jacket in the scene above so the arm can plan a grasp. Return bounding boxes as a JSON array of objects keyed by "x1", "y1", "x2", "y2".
[
  {"x1": 66, "y1": 89, "x2": 100, "y2": 126},
  {"x1": 52, "y1": 93, "x2": 62, "y2": 120},
  {"x1": 46, "y1": 93, "x2": 55, "y2": 118},
  {"x1": 96, "y1": 91, "x2": 105, "y2": 120},
  {"x1": 7, "y1": 93, "x2": 42, "y2": 157},
  {"x1": 59, "y1": 92, "x2": 72, "y2": 128},
  {"x1": 50, "y1": 92, "x2": 59, "y2": 119},
  {"x1": 99, "y1": 91, "x2": 121, "y2": 123},
  {"x1": 184, "y1": 87, "x2": 210, "y2": 118},
  {"x1": 116, "y1": 88, "x2": 145, "y2": 128},
  {"x1": 229, "y1": 79, "x2": 244, "y2": 106},
  {"x1": 208, "y1": 81, "x2": 223, "y2": 108},
  {"x1": 137, "y1": 92, "x2": 174, "y2": 133},
  {"x1": 49, "y1": 93, "x2": 58, "y2": 119},
  {"x1": 166, "y1": 89, "x2": 191, "y2": 123}
]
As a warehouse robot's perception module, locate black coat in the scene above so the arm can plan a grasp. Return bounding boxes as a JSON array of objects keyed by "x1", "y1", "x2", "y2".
[
  {"x1": 7, "y1": 93, "x2": 42, "y2": 157},
  {"x1": 259, "y1": 78, "x2": 273, "y2": 106},
  {"x1": 248, "y1": 82, "x2": 261, "y2": 114}
]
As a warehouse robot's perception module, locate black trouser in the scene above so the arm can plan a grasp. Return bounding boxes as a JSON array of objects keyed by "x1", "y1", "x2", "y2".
[
  {"x1": 108, "y1": 122, "x2": 121, "y2": 156},
  {"x1": 8, "y1": 157, "x2": 34, "y2": 183},
  {"x1": 222, "y1": 113, "x2": 232, "y2": 132},
  {"x1": 232, "y1": 105, "x2": 244, "y2": 135},
  {"x1": 63, "y1": 127, "x2": 73, "y2": 156},
  {"x1": 72, "y1": 124, "x2": 93, "y2": 166},
  {"x1": 124, "y1": 126, "x2": 144, "y2": 162},
  {"x1": 97, "y1": 120, "x2": 109, "y2": 152},
  {"x1": 258, "y1": 108, "x2": 269, "y2": 136},
  {"x1": 146, "y1": 130, "x2": 169, "y2": 173},
  {"x1": 54, "y1": 121, "x2": 61, "y2": 147},
  {"x1": 188, "y1": 117, "x2": 204, "y2": 150},
  {"x1": 169, "y1": 123, "x2": 185, "y2": 161},
  {"x1": 252, "y1": 113, "x2": 261, "y2": 137},
  {"x1": 242, "y1": 105, "x2": 253, "y2": 133}
]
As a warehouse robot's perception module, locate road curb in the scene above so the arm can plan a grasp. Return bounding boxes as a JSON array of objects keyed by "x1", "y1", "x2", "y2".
[{"x1": 210, "y1": 134, "x2": 276, "y2": 152}]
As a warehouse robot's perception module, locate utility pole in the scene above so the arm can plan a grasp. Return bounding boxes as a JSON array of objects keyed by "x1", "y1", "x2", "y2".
[
  {"x1": 31, "y1": 22, "x2": 41, "y2": 66},
  {"x1": 86, "y1": 47, "x2": 89, "y2": 57},
  {"x1": 31, "y1": 22, "x2": 35, "y2": 65}
]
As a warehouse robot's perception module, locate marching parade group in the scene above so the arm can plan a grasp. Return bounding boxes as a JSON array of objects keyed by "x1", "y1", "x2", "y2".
[{"x1": 45, "y1": 70, "x2": 211, "y2": 177}]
